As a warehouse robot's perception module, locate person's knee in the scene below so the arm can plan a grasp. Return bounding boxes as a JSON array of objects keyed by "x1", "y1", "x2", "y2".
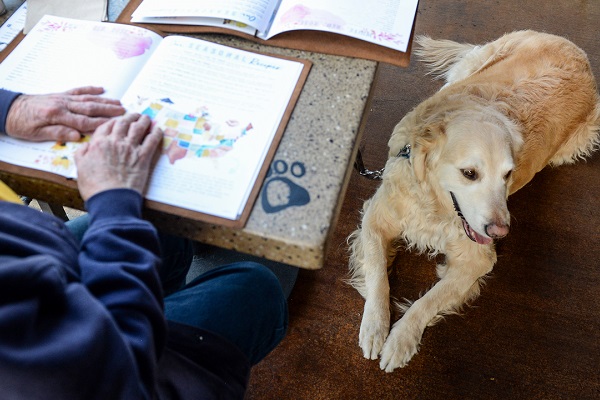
[
  {"x1": 230, "y1": 262, "x2": 287, "y2": 319},
  {"x1": 164, "y1": 261, "x2": 288, "y2": 364},
  {"x1": 234, "y1": 262, "x2": 282, "y2": 294}
]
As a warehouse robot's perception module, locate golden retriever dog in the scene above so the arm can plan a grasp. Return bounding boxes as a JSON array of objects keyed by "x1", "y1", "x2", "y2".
[{"x1": 348, "y1": 30, "x2": 600, "y2": 372}]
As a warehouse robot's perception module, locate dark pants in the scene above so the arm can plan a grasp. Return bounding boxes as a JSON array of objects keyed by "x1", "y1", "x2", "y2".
[{"x1": 66, "y1": 215, "x2": 288, "y2": 365}]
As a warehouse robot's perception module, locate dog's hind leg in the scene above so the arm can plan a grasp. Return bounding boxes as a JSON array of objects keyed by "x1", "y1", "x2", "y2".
[
  {"x1": 378, "y1": 240, "x2": 496, "y2": 372},
  {"x1": 349, "y1": 192, "x2": 403, "y2": 360},
  {"x1": 550, "y1": 101, "x2": 600, "y2": 165}
]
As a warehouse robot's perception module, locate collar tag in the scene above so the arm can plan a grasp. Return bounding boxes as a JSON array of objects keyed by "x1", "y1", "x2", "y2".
[{"x1": 396, "y1": 144, "x2": 411, "y2": 159}]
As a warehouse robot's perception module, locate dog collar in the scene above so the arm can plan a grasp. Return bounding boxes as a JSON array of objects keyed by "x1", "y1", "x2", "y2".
[{"x1": 354, "y1": 144, "x2": 411, "y2": 181}]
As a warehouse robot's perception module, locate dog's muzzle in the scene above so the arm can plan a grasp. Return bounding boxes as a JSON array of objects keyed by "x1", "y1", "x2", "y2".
[{"x1": 450, "y1": 192, "x2": 493, "y2": 245}]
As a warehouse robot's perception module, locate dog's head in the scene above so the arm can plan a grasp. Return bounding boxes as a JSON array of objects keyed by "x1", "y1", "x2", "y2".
[{"x1": 412, "y1": 104, "x2": 523, "y2": 245}]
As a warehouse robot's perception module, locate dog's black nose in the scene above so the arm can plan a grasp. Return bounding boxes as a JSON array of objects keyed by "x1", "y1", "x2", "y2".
[{"x1": 485, "y1": 223, "x2": 510, "y2": 239}]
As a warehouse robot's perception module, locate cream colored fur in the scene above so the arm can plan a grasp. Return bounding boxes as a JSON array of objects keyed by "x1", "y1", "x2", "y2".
[{"x1": 348, "y1": 30, "x2": 600, "y2": 372}]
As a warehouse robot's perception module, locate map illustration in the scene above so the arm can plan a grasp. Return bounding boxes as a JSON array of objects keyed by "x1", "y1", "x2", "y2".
[
  {"x1": 139, "y1": 100, "x2": 253, "y2": 164},
  {"x1": 29, "y1": 135, "x2": 90, "y2": 177}
]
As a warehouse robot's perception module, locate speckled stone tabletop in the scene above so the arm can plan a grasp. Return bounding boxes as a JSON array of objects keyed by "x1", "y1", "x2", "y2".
[{"x1": 2, "y1": 0, "x2": 377, "y2": 269}]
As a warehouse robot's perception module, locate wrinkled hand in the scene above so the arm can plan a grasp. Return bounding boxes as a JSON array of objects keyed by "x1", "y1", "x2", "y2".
[
  {"x1": 75, "y1": 113, "x2": 163, "y2": 201},
  {"x1": 5, "y1": 86, "x2": 125, "y2": 142}
]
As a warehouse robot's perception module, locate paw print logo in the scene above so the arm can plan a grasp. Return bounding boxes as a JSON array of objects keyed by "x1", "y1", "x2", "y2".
[{"x1": 261, "y1": 160, "x2": 310, "y2": 213}]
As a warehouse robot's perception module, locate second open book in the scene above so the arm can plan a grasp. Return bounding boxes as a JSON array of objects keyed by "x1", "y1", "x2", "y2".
[
  {"x1": 0, "y1": 15, "x2": 311, "y2": 227},
  {"x1": 131, "y1": 0, "x2": 419, "y2": 54}
]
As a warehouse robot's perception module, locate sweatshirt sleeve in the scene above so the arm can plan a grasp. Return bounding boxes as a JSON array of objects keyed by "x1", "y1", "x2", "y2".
[
  {"x1": 0, "y1": 89, "x2": 22, "y2": 133},
  {"x1": 78, "y1": 188, "x2": 167, "y2": 394}
]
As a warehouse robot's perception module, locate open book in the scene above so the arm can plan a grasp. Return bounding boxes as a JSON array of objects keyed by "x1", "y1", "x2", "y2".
[
  {"x1": 0, "y1": 15, "x2": 310, "y2": 228},
  {"x1": 121, "y1": 0, "x2": 419, "y2": 67}
]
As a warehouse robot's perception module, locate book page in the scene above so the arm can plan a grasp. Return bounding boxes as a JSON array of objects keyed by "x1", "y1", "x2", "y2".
[
  {"x1": 0, "y1": 15, "x2": 161, "y2": 99},
  {"x1": 131, "y1": 0, "x2": 280, "y2": 34},
  {"x1": 0, "y1": 15, "x2": 162, "y2": 178},
  {"x1": 265, "y1": 0, "x2": 419, "y2": 52},
  {"x1": 119, "y1": 35, "x2": 305, "y2": 220}
]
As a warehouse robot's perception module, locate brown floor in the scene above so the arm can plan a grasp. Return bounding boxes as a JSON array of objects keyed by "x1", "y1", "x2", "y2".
[{"x1": 246, "y1": 1, "x2": 600, "y2": 399}]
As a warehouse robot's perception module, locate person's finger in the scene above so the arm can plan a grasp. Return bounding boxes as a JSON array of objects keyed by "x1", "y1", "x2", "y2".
[
  {"x1": 35, "y1": 125, "x2": 82, "y2": 142},
  {"x1": 125, "y1": 114, "x2": 153, "y2": 145},
  {"x1": 63, "y1": 86, "x2": 123, "y2": 108},
  {"x1": 110, "y1": 113, "x2": 141, "y2": 140},
  {"x1": 65, "y1": 86, "x2": 105, "y2": 96},
  {"x1": 65, "y1": 100, "x2": 125, "y2": 119},
  {"x1": 139, "y1": 124, "x2": 163, "y2": 159},
  {"x1": 69, "y1": 95, "x2": 124, "y2": 107},
  {"x1": 91, "y1": 117, "x2": 118, "y2": 141},
  {"x1": 58, "y1": 112, "x2": 122, "y2": 134},
  {"x1": 43, "y1": 113, "x2": 114, "y2": 138},
  {"x1": 72, "y1": 116, "x2": 114, "y2": 134}
]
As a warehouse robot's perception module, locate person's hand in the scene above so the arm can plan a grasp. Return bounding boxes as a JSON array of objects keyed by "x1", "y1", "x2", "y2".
[
  {"x1": 74, "y1": 113, "x2": 163, "y2": 201},
  {"x1": 5, "y1": 86, "x2": 126, "y2": 142}
]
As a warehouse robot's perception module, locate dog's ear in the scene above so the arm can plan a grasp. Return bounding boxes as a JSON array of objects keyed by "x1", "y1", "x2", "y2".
[{"x1": 412, "y1": 122, "x2": 445, "y2": 182}]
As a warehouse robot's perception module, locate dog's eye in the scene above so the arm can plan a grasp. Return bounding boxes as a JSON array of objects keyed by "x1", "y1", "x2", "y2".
[
  {"x1": 504, "y1": 170, "x2": 513, "y2": 180},
  {"x1": 461, "y1": 169, "x2": 478, "y2": 180}
]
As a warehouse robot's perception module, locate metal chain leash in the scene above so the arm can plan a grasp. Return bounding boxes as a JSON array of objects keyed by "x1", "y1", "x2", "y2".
[{"x1": 353, "y1": 144, "x2": 411, "y2": 181}]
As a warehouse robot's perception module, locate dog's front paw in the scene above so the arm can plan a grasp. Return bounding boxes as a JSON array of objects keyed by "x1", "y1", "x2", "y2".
[
  {"x1": 378, "y1": 319, "x2": 423, "y2": 372},
  {"x1": 358, "y1": 300, "x2": 390, "y2": 360}
]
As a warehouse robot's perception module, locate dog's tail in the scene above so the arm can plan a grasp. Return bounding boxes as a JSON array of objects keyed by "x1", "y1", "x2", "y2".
[{"x1": 414, "y1": 35, "x2": 478, "y2": 82}]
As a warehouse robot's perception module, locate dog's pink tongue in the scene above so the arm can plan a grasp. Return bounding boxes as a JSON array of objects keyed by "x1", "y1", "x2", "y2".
[
  {"x1": 463, "y1": 219, "x2": 493, "y2": 245},
  {"x1": 473, "y1": 230, "x2": 493, "y2": 245}
]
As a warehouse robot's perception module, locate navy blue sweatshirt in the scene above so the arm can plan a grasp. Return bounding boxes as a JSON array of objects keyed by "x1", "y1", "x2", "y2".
[
  {"x1": 0, "y1": 88, "x2": 21, "y2": 133},
  {"x1": 0, "y1": 191, "x2": 250, "y2": 399}
]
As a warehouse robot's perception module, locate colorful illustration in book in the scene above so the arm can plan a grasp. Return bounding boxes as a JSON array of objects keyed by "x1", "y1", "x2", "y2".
[
  {"x1": 39, "y1": 18, "x2": 154, "y2": 60},
  {"x1": 279, "y1": 4, "x2": 346, "y2": 29},
  {"x1": 139, "y1": 99, "x2": 253, "y2": 165},
  {"x1": 89, "y1": 27, "x2": 154, "y2": 59},
  {"x1": 278, "y1": 4, "x2": 406, "y2": 47},
  {"x1": 223, "y1": 19, "x2": 249, "y2": 28},
  {"x1": 32, "y1": 135, "x2": 90, "y2": 176}
]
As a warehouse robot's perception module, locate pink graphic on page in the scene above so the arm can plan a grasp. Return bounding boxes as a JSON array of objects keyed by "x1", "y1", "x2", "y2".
[
  {"x1": 37, "y1": 18, "x2": 153, "y2": 60},
  {"x1": 280, "y1": 5, "x2": 310, "y2": 23},
  {"x1": 112, "y1": 34, "x2": 153, "y2": 59},
  {"x1": 278, "y1": 5, "x2": 405, "y2": 48},
  {"x1": 88, "y1": 27, "x2": 154, "y2": 60},
  {"x1": 356, "y1": 28, "x2": 405, "y2": 46},
  {"x1": 39, "y1": 19, "x2": 78, "y2": 33},
  {"x1": 279, "y1": 5, "x2": 345, "y2": 28}
]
